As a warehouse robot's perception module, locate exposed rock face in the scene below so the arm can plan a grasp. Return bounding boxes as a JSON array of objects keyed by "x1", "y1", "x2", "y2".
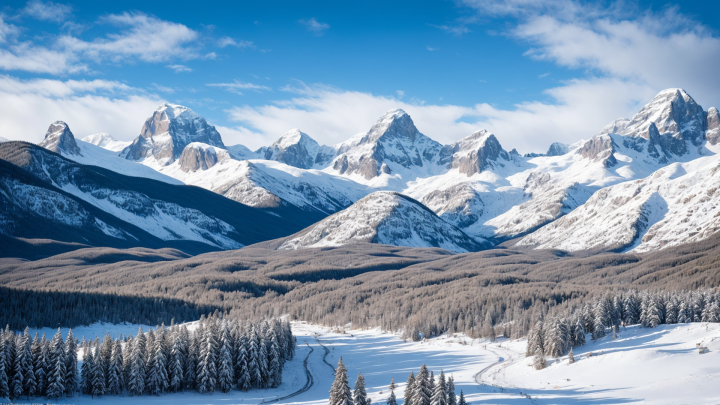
[
  {"x1": 124, "y1": 104, "x2": 225, "y2": 165},
  {"x1": 332, "y1": 109, "x2": 443, "y2": 180},
  {"x1": 578, "y1": 135, "x2": 617, "y2": 167},
  {"x1": 707, "y1": 107, "x2": 720, "y2": 146},
  {"x1": 421, "y1": 183, "x2": 484, "y2": 229},
  {"x1": 438, "y1": 130, "x2": 510, "y2": 176},
  {"x1": 278, "y1": 191, "x2": 488, "y2": 253},
  {"x1": 259, "y1": 129, "x2": 334, "y2": 169},
  {"x1": 178, "y1": 143, "x2": 230, "y2": 172},
  {"x1": 39, "y1": 121, "x2": 81, "y2": 155},
  {"x1": 546, "y1": 142, "x2": 569, "y2": 156}
]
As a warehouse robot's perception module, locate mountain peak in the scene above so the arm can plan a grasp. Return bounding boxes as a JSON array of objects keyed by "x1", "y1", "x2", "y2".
[
  {"x1": 39, "y1": 121, "x2": 81, "y2": 156},
  {"x1": 439, "y1": 129, "x2": 509, "y2": 176},
  {"x1": 155, "y1": 103, "x2": 199, "y2": 121}
]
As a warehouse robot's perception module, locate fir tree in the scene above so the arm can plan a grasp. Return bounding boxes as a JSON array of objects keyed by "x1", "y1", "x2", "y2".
[
  {"x1": 386, "y1": 378, "x2": 397, "y2": 405},
  {"x1": 46, "y1": 329, "x2": 66, "y2": 398},
  {"x1": 430, "y1": 371, "x2": 448, "y2": 405},
  {"x1": 457, "y1": 390, "x2": 468, "y2": 405},
  {"x1": 64, "y1": 329, "x2": 78, "y2": 397},
  {"x1": 169, "y1": 336, "x2": 184, "y2": 393},
  {"x1": 10, "y1": 332, "x2": 24, "y2": 400},
  {"x1": 412, "y1": 364, "x2": 431, "y2": 405},
  {"x1": 128, "y1": 328, "x2": 146, "y2": 396},
  {"x1": 533, "y1": 347, "x2": 546, "y2": 370},
  {"x1": 0, "y1": 334, "x2": 8, "y2": 399},
  {"x1": 236, "y1": 335, "x2": 251, "y2": 391},
  {"x1": 107, "y1": 340, "x2": 123, "y2": 395},
  {"x1": 21, "y1": 328, "x2": 35, "y2": 399},
  {"x1": 404, "y1": 372, "x2": 415, "y2": 405},
  {"x1": 329, "y1": 357, "x2": 352, "y2": 405},
  {"x1": 568, "y1": 348, "x2": 575, "y2": 364},
  {"x1": 247, "y1": 328, "x2": 261, "y2": 388},
  {"x1": 197, "y1": 328, "x2": 218, "y2": 394},
  {"x1": 267, "y1": 329, "x2": 282, "y2": 388},
  {"x1": 91, "y1": 345, "x2": 105, "y2": 397},
  {"x1": 146, "y1": 333, "x2": 169, "y2": 395},
  {"x1": 81, "y1": 344, "x2": 94, "y2": 395},
  {"x1": 217, "y1": 328, "x2": 234, "y2": 393},
  {"x1": 447, "y1": 376, "x2": 456, "y2": 405},
  {"x1": 353, "y1": 372, "x2": 370, "y2": 405}
]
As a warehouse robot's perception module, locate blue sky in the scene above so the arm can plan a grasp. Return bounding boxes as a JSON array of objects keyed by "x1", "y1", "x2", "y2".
[{"x1": 1, "y1": 0, "x2": 719, "y2": 152}]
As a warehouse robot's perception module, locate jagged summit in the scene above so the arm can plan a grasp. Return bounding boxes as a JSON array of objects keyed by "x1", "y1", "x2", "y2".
[
  {"x1": 438, "y1": 129, "x2": 510, "y2": 176},
  {"x1": 124, "y1": 104, "x2": 225, "y2": 165},
  {"x1": 39, "y1": 121, "x2": 81, "y2": 156},
  {"x1": 259, "y1": 129, "x2": 333, "y2": 169}
]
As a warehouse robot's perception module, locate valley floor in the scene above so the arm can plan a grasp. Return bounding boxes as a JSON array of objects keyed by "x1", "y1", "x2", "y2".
[{"x1": 8, "y1": 322, "x2": 720, "y2": 404}]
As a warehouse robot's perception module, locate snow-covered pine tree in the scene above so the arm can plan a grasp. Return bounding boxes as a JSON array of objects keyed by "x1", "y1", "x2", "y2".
[
  {"x1": 428, "y1": 370, "x2": 435, "y2": 395},
  {"x1": 128, "y1": 328, "x2": 146, "y2": 395},
  {"x1": 447, "y1": 376, "x2": 456, "y2": 405},
  {"x1": 217, "y1": 327, "x2": 234, "y2": 393},
  {"x1": 623, "y1": 292, "x2": 641, "y2": 325},
  {"x1": 258, "y1": 331, "x2": 270, "y2": 388},
  {"x1": 570, "y1": 316, "x2": 586, "y2": 348},
  {"x1": 533, "y1": 347, "x2": 546, "y2": 370},
  {"x1": 197, "y1": 327, "x2": 218, "y2": 394},
  {"x1": 184, "y1": 327, "x2": 198, "y2": 391},
  {"x1": 591, "y1": 298, "x2": 609, "y2": 340},
  {"x1": 404, "y1": 372, "x2": 415, "y2": 405},
  {"x1": 146, "y1": 331, "x2": 169, "y2": 395},
  {"x1": 611, "y1": 296, "x2": 622, "y2": 328},
  {"x1": 329, "y1": 357, "x2": 352, "y2": 405},
  {"x1": 10, "y1": 331, "x2": 24, "y2": 400},
  {"x1": 91, "y1": 345, "x2": 105, "y2": 397},
  {"x1": 678, "y1": 300, "x2": 690, "y2": 323},
  {"x1": 107, "y1": 340, "x2": 123, "y2": 395},
  {"x1": 20, "y1": 328, "x2": 35, "y2": 399},
  {"x1": 353, "y1": 372, "x2": 370, "y2": 405},
  {"x1": 236, "y1": 334, "x2": 251, "y2": 391},
  {"x1": 99, "y1": 334, "x2": 113, "y2": 387},
  {"x1": 702, "y1": 299, "x2": 720, "y2": 323},
  {"x1": 412, "y1": 364, "x2": 431, "y2": 405},
  {"x1": 247, "y1": 327, "x2": 261, "y2": 389},
  {"x1": 169, "y1": 335, "x2": 184, "y2": 393},
  {"x1": 386, "y1": 378, "x2": 397, "y2": 405},
  {"x1": 526, "y1": 320, "x2": 544, "y2": 357},
  {"x1": 430, "y1": 370, "x2": 448, "y2": 405},
  {"x1": 641, "y1": 294, "x2": 662, "y2": 328},
  {"x1": 46, "y1": 329, "x2": 66, "y2": 398},
  {"x1": 457, "y1": 390, "x2": 468, "y2": 405},
  {"x1": 64, "y1": 329, "x2": 78, "y2": 397},
  {"x1": 568, "y1": 347, "x2": 574, "y2": 364},
  {"x1": 80, "y1": 342, "x2": 94, "y2": 395},
  {"x1": 0, "y1": 334, "x2": 8, "y2": 399},
  {"x1": 267, "y1": 328, "x2": 282, "y2": 388}
]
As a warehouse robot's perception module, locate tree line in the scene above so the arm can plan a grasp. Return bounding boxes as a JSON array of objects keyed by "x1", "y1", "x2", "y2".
[
  {"x1": 0, "y1": 317, "x2": 295, "y2": 400},
  {"x1": 329, "y1": 358, "x2": 469, "y2": 405},
  {"x1": 526, "y1": 289, "x2": 720, "y2": 366}
]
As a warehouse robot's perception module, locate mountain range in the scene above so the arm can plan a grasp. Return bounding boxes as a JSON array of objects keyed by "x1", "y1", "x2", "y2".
[{"x1": 2, "y1": 88, "x2": 719, "y2": 256}]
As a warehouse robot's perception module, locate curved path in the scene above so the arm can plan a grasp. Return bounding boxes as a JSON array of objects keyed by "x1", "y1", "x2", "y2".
[
  {"x1": 473, "y1": 345, "x2": 538, "y2": 404},
  {"x1": 261, "y1": 342, "x2": 315, "y2": 404},
  {"x1": 315, "y1": 336, "x2": 335, "y2": 374}
]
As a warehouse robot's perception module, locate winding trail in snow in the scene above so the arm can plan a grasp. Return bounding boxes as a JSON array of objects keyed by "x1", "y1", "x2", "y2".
[
  {"x1": 261, "y1": 342, "x2": 315, "y2": 404},
  {"x1": 315, "y1": 336, "x2": 336, "y2": 374},
  {"x1": 474, "y1": 345, "x2": 538, "y2": 404}
]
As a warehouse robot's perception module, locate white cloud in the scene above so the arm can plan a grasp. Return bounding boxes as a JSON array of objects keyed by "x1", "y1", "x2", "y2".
[
  {"x1": 151, "y1": 83, "x2": 174, "y2": 93},
  {"x1": 0, "y1": 75, "x2": 163, "y2": 142},
  {"x1": 299, "y1": 18, "x2": 330, "y2": 36},
  {"x1": 426, "y1": 46, "x2": 438, "y2": 51},
  {"x1": 428, "y1": 16, "x2": 477, "y2": 36},
  {"x1": 23, "y1": 0, "x2": 73, "y2": 23},
  {"x1": 207, "y1": 80, "x2": 271, "y2": 95},
  {"x1": 396, "y1": 90, "x2": 405, "y2": 98},
  {"x1": 217, "y1": 37, "x2": 255, "y2": 49},
  {"x1": 221, "y1": 80, "x2": 654, "y2": 152},
  {"x1": 166, "y1": 64, "x2": 192, "y2": 73}
]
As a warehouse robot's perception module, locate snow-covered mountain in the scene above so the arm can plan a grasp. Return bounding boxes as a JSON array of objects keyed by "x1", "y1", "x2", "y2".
[
  {"x1": 329, "y1": 109, "x2": 444, "y2": 185},
  {"x1": 276, "y1": 191, "x2": 489, "y2": 253},
  {"x1": 81, "y1": 133, "x2": 131, "y2": 152},
  {"x1": 123, "y1": 104, "x2": 225, "y2": 165},
  {"x1": 58, "y1": 89, "x2": 720, "y2": 254},
  {"x1": 38, "y1": 121, "x2": 81, "y2": 155}
]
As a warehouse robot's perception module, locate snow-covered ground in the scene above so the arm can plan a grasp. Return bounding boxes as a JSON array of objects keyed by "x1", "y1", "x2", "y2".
[{"x1": 9, "y1": 322, "x2": 720, "y2": 404}]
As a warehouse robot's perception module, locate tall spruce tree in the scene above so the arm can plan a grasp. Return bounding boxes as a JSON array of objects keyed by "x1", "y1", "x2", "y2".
[
  {"x1": 431, "y1": 371, "x2": 448, "y2": 405},
  {"x1": 80, "y1": 343, "x2": 94, "y2": 395},
  {"x1": 64, "y1": 329, "x2": 78, "y2": 397},
  {"x1": 169, "y1": 336, "x2": 184, "y2": 393},
  {"x1": 447, "y1": 376, "x2": 456, "y2": 405},
  {"x1": 91, "y1": 345, "x2": 105, "y2": 397},
  {"x1": 387, "y1": 378, "x2": 397, "y2": 405},
  {"x1": 329, "y1": 357, "x2": 352, "y2": 405},
  {"x1": 0, "y1": 333, "x2": 8, "y2": 399},
  {"x1": 46, "y1": 329, "x2": 66, "y2": 398},
  {"x1": 128, "y1": 328, "x2": 146, "y2": 396},
  {"x1": 107, "y1": 340, "x2": 123, "y2": 395},
  {"x1": 412, "y1": 364, "x2": 431, "y2": 405},
  {"x1": 197, "y1": 328, "x2": 218, "y2": 394},
  {"x1": 457, "y1": 390, "x2": 468, "y2": 405},
  {"x1": 404, "y1": 372, "x2": 415, "y2": 405},
  {"x1": 353, "y1": 372, "x2": 370, "y2": 405},
  {"x1": 21, "y1": 328, "x2": 36, "y2": 399},
  {"x1": 217, "y1": 327, "x2": 234, "y2": 393},
  {"x1": 10, "y1": 331, "x2": 24, "y2": 400}
]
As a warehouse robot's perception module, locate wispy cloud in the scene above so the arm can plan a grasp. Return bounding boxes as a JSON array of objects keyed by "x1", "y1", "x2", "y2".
[
  {"x1": 217, "y1": 37, "x2": 255, "y2": 49},
  {"x1": 426, "y1": 46, "x2": 438, "y2": 51},
  {"x1": 428, "y1": 16, "x2": 477, "y2": 36},
  {"x1": 151, "y1": 83, "x2": 174, "y2": 93},
  {"x1": 23, "y1": 0, "x2": 72, "y2": 23},
  {"x1": 207, "y1": 80, "x2": 271, "y2": 95},
  {"x1": 539, "y1": 72, "x2": 550, "y2": 78},
  {"x1": 396, "y1": 90, "x2": 405, "y2": 98},
  {"x1": 299, "y1": 18, "x2": 330, "y2": 36},
  {"x1": 166, "y1": 64, "x2": 192, "y2": 73}
]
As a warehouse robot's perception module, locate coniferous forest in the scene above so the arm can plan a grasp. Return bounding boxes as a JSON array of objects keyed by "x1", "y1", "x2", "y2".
[{"x1": 0, "y1": 317, "x2": 295, "y2": 400}]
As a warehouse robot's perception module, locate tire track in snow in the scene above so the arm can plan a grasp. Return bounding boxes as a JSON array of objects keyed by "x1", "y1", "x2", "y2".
[
  {"x1": 474, "y1": 346, "x2": 538, "y2": 404},
  {"x1": 261, "y1": 342, "x2": 314, "y2": 404},
  {"x1": 315, "y1": 336, "x2": 336, "y2": 374}
]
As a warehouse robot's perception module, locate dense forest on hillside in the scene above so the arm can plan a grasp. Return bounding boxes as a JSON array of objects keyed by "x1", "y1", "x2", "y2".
[{"x1": 1, "y1": 232, "x2": 720, "y2": 338}]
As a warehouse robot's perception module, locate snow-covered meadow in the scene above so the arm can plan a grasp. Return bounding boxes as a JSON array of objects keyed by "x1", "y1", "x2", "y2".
[{"x1": 8, "y1": 321, "x2": 720, "y2": 404}]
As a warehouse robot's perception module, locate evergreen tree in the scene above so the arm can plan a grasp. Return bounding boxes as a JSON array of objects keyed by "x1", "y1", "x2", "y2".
[
  {"x1": 10, "y1": 332, "x2": 24, "y2": 400},
  {"x1": 623, "y1": 292, "x2": 641, "y2": 325},
  {"x1": 31, "y1": 334, "x2": 45, "y2": 397},
  {"x1": 91, "y1": 345, "x2": 105, "y2": 397},
  {"x1": 457, "y1": 390, "x2": 468, "y2": 405},
  {"x1": 64, "y1": 329, "x2": 78, "y2": 397},
  {"x1": 184, "y1": 328, "x2": 197, "y2": 391},
  {"x1": 267, "y1": 329, "x2": 282, "y2": 388},
  {"x1": 329, "y1": 357, "x2": 352, "y2": 405},
  {"x1": 107, "y1": 340, "x2": 123, "y2": 395},
  {"x1": 46, "y1": 329, "x2": 66, "y2": 398},
  {"x1": 353, "y1": 372, "x2": 370, "y2": 405},
  {"x1": 146, "y1": 332, "x2": 169, "y2": 395},
  {"x1": 386, "y1": 378, "x2": 397, "y2": 405},
  {"x1": 258, "y1": 332, "x2": 270, "y2": 388},
  {"x1": 641, "y1": 294, "x2": 662, "y2": 328},
  {"x1": 526, "y1": 321, "x2": 544, "y2": 357},
  {"x1": 236, "y1": 335, "x2": 251, "y2": 391},
  {"x1": 0, "y1": 334, "x2": 8, "y2": 399},
  {"x1": 447, "y1": 376, "x2": 456, "y2": 405},
  {"x1": 568, "y1": 348, "x2": 575, "y2": 364},
  {"x1": 404, "y1": 372, "x2": 415, "y2": 405},
  {"x1": 80, "y1": 343, "x2": 94, "y2": 395},
  {"x1": 128, "y1": 328, "x2": 146, "y2": 396},
  {"x1": 411, "y1": 364, "x2": 431, "y2": 405},
  {"x1": 169, "y1": 336, "x2": 184, "y2": 393},
  {"x1": 247, "y1": 328, "x2": 261, "y2": 388},
  {"x1": 20, "y1": 328, "x2": 36, "y2": 398},
  {"x1": 217, "y1": 328, "x2": 234, "y2": 393},
  {"x1": 533, "y1": 347, "x2": 546, "y2": 370},
  {"x1": 430, "y1": 371, "x2": 448, "y2": 405},
  {"x1": 197, "y1": 328, "x2": 218, "y2": 394}
]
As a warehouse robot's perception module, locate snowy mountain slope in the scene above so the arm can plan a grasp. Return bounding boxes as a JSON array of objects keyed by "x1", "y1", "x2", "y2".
[
  {"x1": 0, "y1": 141, "x2": 313, "y2": 251},
  {"x1": 123, "y1": 103, "x2": 225, "y2": 165},
  {"x1": 328, "y1": 109, "x2": 445, "y2": 185},
  {"x1": 38, "y1": 120, "x2": 81, "y2": 155},
  {"x1": 257, "y1": 129, "x2": 336, "y2": 169},
  {"x1": 517, "y1": 153, "x2": 720, "y2": 252},
  {"x1": 155, "y1": 144, "x2": 370, "y2": 216},
  {"x1": 277, "y1": 191, "x2": 489, "y2": 253},
  {"x1": 81, "y1": 133, "x2": 131, "y2": 152}
]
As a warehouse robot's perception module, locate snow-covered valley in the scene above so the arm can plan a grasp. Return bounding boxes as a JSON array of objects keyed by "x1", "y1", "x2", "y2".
[{"x1": 12, "y1": 321, "x2": 720, "y2": 404}]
